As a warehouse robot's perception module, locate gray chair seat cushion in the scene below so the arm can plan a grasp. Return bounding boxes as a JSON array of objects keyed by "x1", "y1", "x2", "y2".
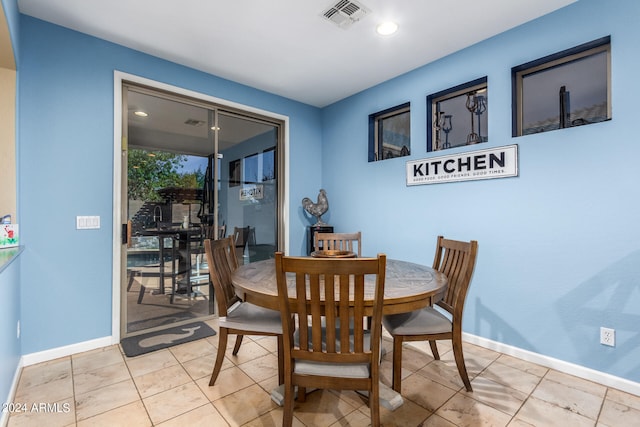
[
  {"x1": 220, "y1": 301, "x2": 282, "y2": 334},
  {"x1": 294, "y1": 359, "x2": 370, "y2": 379},
  {"x1": 382, "y1": 307, "x2": 452, "y2": 336}
]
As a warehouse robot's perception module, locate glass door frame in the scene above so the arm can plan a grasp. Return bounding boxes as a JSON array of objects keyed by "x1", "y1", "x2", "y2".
[{"x1": 113, "y1": 73, "x2": 287, "y2": 341}]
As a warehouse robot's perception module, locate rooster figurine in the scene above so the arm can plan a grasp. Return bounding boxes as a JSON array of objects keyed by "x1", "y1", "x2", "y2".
[{"x1": 302, "y1": 189, "x2": 329, "y2": 225}]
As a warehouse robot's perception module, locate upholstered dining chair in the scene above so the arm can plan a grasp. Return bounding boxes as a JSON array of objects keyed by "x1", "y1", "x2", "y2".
[
  {"x1": 204, "y1": 237, "x2": 283, "y2": 386},
  {"x1": 274, "y1": 252, "x2": 387, "y2": 427},
  {"x1": 313, "y1": 231, "x2": 362, "y2": 256},
  {"x1": 382, "y1": 236, "x2": 478, "y2": 393}
]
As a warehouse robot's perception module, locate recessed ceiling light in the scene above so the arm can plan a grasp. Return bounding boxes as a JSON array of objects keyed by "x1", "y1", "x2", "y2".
[
  {"x1": 134, "y1": 111, "x2": 148, "y2": 117},
  {"x1": 376, "y1": 21, "x2": 398, "y2": 36}
]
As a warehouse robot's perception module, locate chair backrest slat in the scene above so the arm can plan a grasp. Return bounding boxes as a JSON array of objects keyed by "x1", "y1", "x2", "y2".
[
  {"x1": 352, "y1": 274, "x2": 365, "y2": 353},
  {"x1": 324, "y1": 274, "x2": 336, "y2": 353},
  {"x1": 339, "y1": 273, "x2": 351, "y2": 351},
  {"x1": 432, "y1": 236, "x2": 478, "y2": 315},
  {"x1": 314, "y1": 232, "x2": 362, "y2": 257},
  {"x1": 295, "y1": 272, "x2": 309, "y2": 350}
]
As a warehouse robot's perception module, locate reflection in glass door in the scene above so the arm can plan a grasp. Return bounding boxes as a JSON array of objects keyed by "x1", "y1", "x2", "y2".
[
  {"x1": 121, "y1": 85, "x2": 282, "y2": 337},
  {"x1": 217, "y1": 112, "x2": 278, "y2": 266}
]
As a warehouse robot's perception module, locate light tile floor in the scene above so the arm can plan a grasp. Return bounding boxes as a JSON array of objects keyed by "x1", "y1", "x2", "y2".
[{"x1": 6, "y1": 318, "x2": 640, "y2": 426}]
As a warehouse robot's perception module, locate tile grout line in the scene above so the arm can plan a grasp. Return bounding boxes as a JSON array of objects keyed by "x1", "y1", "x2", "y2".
[
  {"x1": 69, "y1": 355, "x2": 78, "y2": 426},
  {"x1": 119, "y1": 344, "x2": 157, "y2": 426}
]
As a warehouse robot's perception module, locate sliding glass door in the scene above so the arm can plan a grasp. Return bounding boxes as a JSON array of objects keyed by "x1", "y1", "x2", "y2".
[{"x1": 121, "y1": 84, "x2": 282, "y2": 337}]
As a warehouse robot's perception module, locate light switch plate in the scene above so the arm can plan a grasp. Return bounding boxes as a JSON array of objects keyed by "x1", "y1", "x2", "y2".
[{"x1": 76, "y1": 215, "x2": 100, "y2": 229}]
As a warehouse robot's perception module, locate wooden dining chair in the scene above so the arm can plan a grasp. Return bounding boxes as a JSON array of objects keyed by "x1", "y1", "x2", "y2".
[
  {"x1": 274, "y1": 252, "x2": 386, "y2": 427},
  {"x1": 382, "y1": 236, "x2": 478, "y2": 393},
  {"x1": 204, "y1": 237, "x2": 283, "y2": 386},
  {"x1": 313, "y1": 231, "x2": 362, "y2": 256}
]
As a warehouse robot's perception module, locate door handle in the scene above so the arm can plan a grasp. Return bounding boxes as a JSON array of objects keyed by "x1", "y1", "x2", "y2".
[{"x1": 122, "y1": 223, "x2": 128, "y2": 245}]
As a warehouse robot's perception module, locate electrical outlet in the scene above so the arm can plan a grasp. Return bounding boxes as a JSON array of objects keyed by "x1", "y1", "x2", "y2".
[{"x1": 600, "y1": 327, "x2": 615, "y2": 347}]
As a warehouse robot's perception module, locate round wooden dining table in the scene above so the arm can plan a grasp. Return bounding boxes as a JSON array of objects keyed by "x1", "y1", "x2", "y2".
[{"x1": 231, "y1": 257, "x2": 448, "y2": 315}]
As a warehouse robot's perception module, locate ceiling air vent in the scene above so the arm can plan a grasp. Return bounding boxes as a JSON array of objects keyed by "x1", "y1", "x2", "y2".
[
  {"x1": 322, "y1": 0, "x2": 370, "y2": 29},
  {"x1": 184, "y1": 119, "x2": 205, "y2": 127}
]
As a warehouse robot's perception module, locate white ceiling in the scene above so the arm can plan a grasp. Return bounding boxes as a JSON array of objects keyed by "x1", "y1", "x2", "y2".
[{"x1": 18, "y1": 0, "x2": 576, "y2": 108}]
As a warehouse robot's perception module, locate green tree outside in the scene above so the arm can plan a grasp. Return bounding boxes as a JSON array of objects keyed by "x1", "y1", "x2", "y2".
[{"x1": 128, "y1": 149, "x2": 205, "y2": 201}]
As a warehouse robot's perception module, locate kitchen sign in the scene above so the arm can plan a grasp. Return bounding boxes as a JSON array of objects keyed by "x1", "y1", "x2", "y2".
[
  {"x1": 406, "y1": 144, "x2": 518, "y2": 186},
  {"x1": 240, "y1": 184, "x2": 264, "y2": 201}
]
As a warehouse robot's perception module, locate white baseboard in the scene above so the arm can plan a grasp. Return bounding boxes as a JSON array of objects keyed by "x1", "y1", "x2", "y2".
[
  {"x1": 21, "y1": 336, "x2": 115, "y2": 367},
  {"x1": 464, "y1": 332, "x2": 640, "y2": 397}
]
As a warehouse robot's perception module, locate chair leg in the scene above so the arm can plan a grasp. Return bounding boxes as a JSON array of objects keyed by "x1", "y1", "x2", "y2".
[
  {"x1": 391, "y1": 336, "x2": 403, "y2": 393},
  {"x1": 297, "y1": 387, "x2": 307, "y2": 403},
  {"x1": 127, "y1": 270, "x2": 136, "y2": 291},
  {"x1": 452, "y1": 335, "x2": 472, "y2": 392},
  {"x1": 232, "y1": 335, "x2": 244, "y2": 355},
  {"x1": 209, "y1": 328, "x2": 229, "y2": 386},
  {"x1": 137, "y1": 284, "x2": 147, "y2": 304},
  {"x1": 429, "y1": 340, "x2": 440, "y2": 360},
  {"x1": 282, "y1": 382, "x2": 295, "y2": 427},
  {"x1": 370, "y1": 381, "x2": 380, "y2": 427}
]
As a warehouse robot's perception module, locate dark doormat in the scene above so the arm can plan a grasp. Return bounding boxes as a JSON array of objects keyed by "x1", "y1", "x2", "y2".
[{"x1": 121, "y1": 322, "x2": 216, "y2": 357}]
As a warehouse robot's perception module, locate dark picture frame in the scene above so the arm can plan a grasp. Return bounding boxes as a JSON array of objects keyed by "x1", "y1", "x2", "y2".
[{"x1": 229, "y1": 159, "x2": 241, "y2": 187}]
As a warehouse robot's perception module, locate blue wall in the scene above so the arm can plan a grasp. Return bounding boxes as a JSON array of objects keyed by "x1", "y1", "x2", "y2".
[
  {"x1": 321, "y1": 0, "x2": 640, "y2": 382},
  {"x1": 17, "y1": 15, "x2": 322, "y2": 354}
]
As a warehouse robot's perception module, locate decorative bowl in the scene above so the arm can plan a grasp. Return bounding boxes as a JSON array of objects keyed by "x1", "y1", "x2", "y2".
[{"x1": 310, "y1": 250, "x2": 356, "y2": 258}]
